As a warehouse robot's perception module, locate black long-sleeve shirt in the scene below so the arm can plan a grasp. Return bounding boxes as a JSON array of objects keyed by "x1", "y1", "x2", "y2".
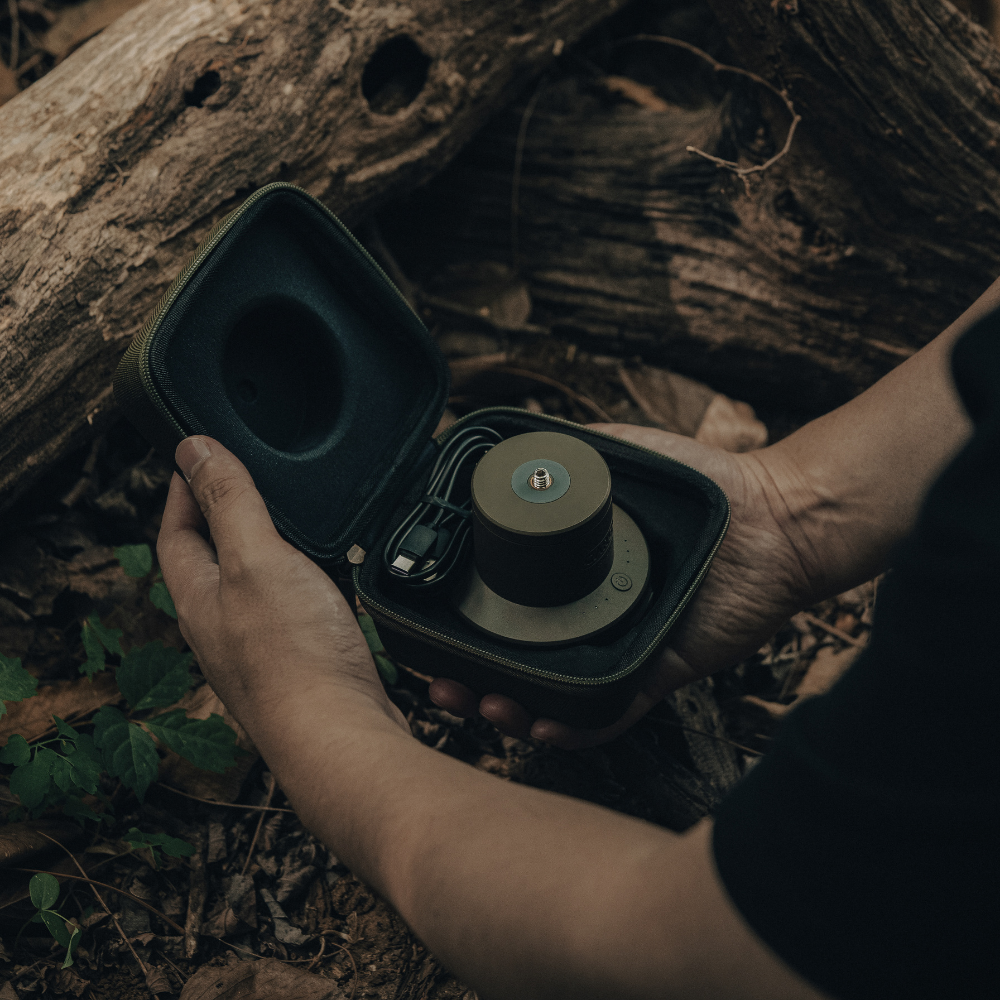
[{"x1": 712, "y1": 315, "x2": 999, "y2": 999}]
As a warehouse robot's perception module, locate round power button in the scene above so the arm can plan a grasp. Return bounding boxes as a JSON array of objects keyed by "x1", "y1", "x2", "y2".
[{"x1": 611, "y1": 573, "x2": 632, "y2": 592}]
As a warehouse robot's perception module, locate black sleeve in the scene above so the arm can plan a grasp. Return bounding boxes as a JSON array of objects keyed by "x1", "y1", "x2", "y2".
[{"x1": 711, "y1": 315, "x2": 1000, "y2": 1000}]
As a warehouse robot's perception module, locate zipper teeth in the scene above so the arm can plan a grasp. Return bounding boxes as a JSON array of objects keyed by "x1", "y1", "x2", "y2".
[
  {"x1": 135, "y1": 182, "x2": 419, "y2": 438},
  {"x1": 356, "y1": 407, "x2": 732, "y2": 686}
]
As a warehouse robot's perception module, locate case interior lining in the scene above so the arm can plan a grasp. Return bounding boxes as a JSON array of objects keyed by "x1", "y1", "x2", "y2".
[
  {"x1": 357, "y1": 412, "x2": 728, "y2": 682},
  {"x1": 147, "y1": 190, "x2": 448, "y2": 560}
]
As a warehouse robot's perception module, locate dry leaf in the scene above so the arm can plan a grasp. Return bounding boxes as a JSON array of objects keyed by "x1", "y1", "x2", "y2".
[
  {"x1": 0, "y1": 62, "x2": 20, "y2": 107},
  {"x1": 618, "y1": 363, "x2": 767, "y2": 451},
  {"x1": 156, "y1": 681, "x2": 257, "y2": 802},
  {"x1": 0, "y1": 820, "x2": 85, "y2": 868},
  {"x1": 51, "y1": 967, "x2": 90, "y2": 997},
  {"x1": 738, "y1": 643, "x2": 860, "y2": 731},
  {"x1": 600, "y1": 75, "x2": 671, "y2": 111},
  {"x1": 795, "y1": 644, "x2": 859, "y2": 700},
  {"x1": 448, "y1": 352, "x2": 509, "y2": 391},
  {"x1": 40, "y1": 0, "x2": 146, "y2": 60},
  {"x1": 259, "y1": 887, "x2": 312, "y2": 945},
  {"x1": 694, "y1": 394, "x2": 768, "y2": 453},
  {"x1": 180, "y1": 958, "x2": 343, "y2": 1000},
  {"x1": 618, "y1": 365, "x2": 714, "y2": 437},
  {"x1": 0, "y1": 671, "x2": 120, "y2": 746},
  {"x1": 145, "y1": 966, "x2": 173, "y2": 996},
  {"x1": 430, "y1": 262, "x2": 532, "y2": 327}
]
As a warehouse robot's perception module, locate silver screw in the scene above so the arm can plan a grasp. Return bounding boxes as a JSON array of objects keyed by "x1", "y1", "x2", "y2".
[{"x1": 529, "y1": 467, "x2": 553, "y2": 490}]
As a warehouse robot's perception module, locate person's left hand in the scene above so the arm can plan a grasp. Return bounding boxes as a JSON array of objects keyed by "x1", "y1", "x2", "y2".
[{"x1": 157, "y1": 436, "x2": 407, "y2": 737}]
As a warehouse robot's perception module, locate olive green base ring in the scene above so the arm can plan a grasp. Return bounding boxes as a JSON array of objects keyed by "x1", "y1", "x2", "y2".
[{"x1": 452, "y1": 505, "x2": 650, "y2": 647}]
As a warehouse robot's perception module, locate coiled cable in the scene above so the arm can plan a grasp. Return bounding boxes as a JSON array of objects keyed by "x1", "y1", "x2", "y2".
[{"x1": 382, "y1": 424, "x2": 503, "y2": 589}]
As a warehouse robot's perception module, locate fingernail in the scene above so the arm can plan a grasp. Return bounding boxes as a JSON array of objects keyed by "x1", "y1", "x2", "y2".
[{"x1": 176, "y1": 436, "x2": 212, "y2": 481}]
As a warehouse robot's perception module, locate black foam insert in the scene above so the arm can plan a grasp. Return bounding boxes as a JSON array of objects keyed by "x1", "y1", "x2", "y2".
[
  {"x1": 357, "y1": 411, "x2": 729, "y2": 681},
  {"x1": 147, "y1": 190, "x2": 448, "y2": 561}
]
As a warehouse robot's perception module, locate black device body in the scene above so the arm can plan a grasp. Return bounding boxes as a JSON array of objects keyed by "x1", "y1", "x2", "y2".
[{"x1": 113, "y1": 184, "x2": 730, "y2": 728}]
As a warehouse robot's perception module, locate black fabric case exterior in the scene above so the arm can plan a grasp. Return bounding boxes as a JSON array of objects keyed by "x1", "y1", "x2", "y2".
[{"x1": 113, "y1": 183, "x2": 730, "y2": 729}]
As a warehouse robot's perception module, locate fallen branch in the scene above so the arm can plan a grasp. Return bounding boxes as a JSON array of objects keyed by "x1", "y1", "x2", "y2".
[{"x1": 0, "y1": 0, "x2": 630, "y2": 509}]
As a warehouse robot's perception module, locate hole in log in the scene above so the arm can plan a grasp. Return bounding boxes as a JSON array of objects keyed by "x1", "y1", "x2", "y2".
[
  {"x1": 184, "y1": 70, "x2": 222, "y2": 108},
  {"x1": 362, "y1": 36, "x2": 430, "y2": 115}
]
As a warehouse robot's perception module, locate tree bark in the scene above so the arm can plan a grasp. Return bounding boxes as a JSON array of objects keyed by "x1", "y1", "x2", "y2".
[
  {"x1": 384, "y1": 0, "x2": 1000, "y2": 418},
  {"x1": 0, "y1": 0, "x2": 629, "y2": 508}
]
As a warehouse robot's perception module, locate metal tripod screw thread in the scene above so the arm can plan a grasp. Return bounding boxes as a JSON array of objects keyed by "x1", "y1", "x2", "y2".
[{"x1": 529, "y1": 467, "x2": 553, "y2": 490}]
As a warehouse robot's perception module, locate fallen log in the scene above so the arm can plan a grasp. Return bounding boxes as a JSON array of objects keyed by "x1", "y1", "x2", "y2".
[
  {"x1": 0, "y1": 0, "x2": 629, "y2": 508},
  {"x1": 382, "y1": 0, "x2": 1000, "y2": 417}
]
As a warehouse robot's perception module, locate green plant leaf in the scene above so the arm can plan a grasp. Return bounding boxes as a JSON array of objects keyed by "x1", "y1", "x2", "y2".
[
  {"x1": 52, "y1": 742, "x2": 102, "y2": 796},
  {"x1": 80, "y1": 615, "x2": 124, "y2": 679},
  {"x1": 29, "y1": 872, "x2": 60, "y2": 910},
  {"x1": 88, "y1": 614, "x2": 124, "y2": 657},
  {"x1": 116, "y1": 641, "x2": 193, "y2": 711},
  {"x1": 114, "y1": 544, "x2": 153, "y2": 578},
  {"x1": 149, "y1": 579, "x2": 178, "y2": 620},
  {"x1": 72, "y1": 731, "x2": 101, "y2": 766},
  {"x1": 10, "y1": 748, "x2": 55, "y2": 811},
  {"x1": 53, "y1": 715, "x2": 78, "y2": 743},
  {"x1": 0, "y1": 733, "x2": 31, "y2": 766},
  {"x1": 358, "y1": 614, "x2": 385, "y2": 653},
  {"x1": 374, "y1": 654, "x2": 397, "y2": 685},
  {"x1": 145, "y1": 711, "x2": 238, "y2": 773},
  {"x1": 62, "y1": 795, "x2": 103, "y2": 825},
  {"x1": 125, "y1": 827, "x2": 195, "y2": 859},
  {"x1": 358, "y1": 616, "x2": 398, "y2": 684},
  {"x1": 61, "y1": 925, "x2": 81, "y2": 968},
  {"x1": 0, "y1": 652, "x2": 37, "y2": 715},
  {"x1": 92, "y1": 706, "x2": 159, "y2": 801},
  {"x1": 80, "y1": 625, "x2": 106, "y2": 679}
]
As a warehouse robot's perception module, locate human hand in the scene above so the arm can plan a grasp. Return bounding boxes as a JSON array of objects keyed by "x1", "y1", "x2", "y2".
[
  {"x1": 157, "y1": 436, "x2": 408, "y2": 738},
  {"x1": 430, "y1": 423, "x2": 820, "y2": 748}
]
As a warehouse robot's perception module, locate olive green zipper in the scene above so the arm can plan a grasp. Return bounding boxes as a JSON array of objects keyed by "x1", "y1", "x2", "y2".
[
  {"x1": 123, "y1": 182, "x2": 417, "y2": 442},
  {"x1": 354, "y1": 407, "x2": 731, "y2": 686}
]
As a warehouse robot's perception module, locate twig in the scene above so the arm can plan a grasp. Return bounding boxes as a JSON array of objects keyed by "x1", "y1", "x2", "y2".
[
  {"x1": 241, "y1": 773, "x2": 275, "y2": 876},
  {"x1": 15, "y1": 50, "x2": 42, "y2": 78},
  {"x1": 158, "y1": 783, "x2": 296, "y2": 814},
  {"x1": 306, "y1": 935, "x2": 326, "y2": 972},
  {"x1": 322, "y1": 935, "x2": 360, "y2": 1000},
  {"x1": 15, "y1": 867, "x2": 186, "y2": 936},
  {"x1": 8, "y1": 0, "x2": 19, "y2": 73},
  {"x1": 511, "y1": 74, "x2": 549, "y2": 273},
  {"x1": 33, "y1": 832, "x2": 149, "y2": 980},
  {"x1": 646, "y1": 717, "x2": 763, "y2": 756},
  {"x1": 156, "y1": 950, "x2": 189, "y2": 984},
  {"x1": 796, "y1": 610, "x2": 866, "y2": 648},
  {"x1": 601, "y1": 34, "x2": 802, "y2": 191}
]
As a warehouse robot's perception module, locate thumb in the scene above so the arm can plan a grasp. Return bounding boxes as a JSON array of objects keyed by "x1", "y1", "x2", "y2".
[{"x1": 175, "y1": 436, "x2": 281, "y2": 566}]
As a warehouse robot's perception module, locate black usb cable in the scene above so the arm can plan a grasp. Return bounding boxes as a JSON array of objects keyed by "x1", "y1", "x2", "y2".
[{"x1": 383, "y1": 425, "x2": 503, "y2": 589}]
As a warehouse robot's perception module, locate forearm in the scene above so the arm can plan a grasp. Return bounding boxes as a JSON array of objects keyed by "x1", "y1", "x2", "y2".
[
  {"x1": 235, "y1": 680, "x2": 814, "y2": 1000},
  {"x1": 242, "y1": 680, "x2": 669, "y2": 998},
  {"x1": 753, "y1": 279, "x2": 993, "y2": 600}
]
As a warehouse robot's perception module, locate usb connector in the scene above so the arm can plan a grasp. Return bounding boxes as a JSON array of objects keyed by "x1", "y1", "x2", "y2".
[
  {"x1": 391, "y1": 554, "x2": 417, "y2": 575},
  {"x1": 388, "y1": 524, "x2": 439, "y2": 577}
]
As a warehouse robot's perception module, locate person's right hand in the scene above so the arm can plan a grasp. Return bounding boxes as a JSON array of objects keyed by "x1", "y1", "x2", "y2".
[{"x1": 430, "y1": 423, "x2": 824, "y2": 748}]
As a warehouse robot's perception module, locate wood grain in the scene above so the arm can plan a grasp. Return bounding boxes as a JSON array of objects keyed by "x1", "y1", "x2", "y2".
[
  {"x1": 391, "y1": 0, "x2": 1000, "y2": 415},
  {"x1": 0, "y1": 0, "x2": 629, "y2": 508}
]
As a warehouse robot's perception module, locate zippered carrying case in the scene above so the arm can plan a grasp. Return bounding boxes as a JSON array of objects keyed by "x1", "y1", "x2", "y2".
[{"x1": 113, "y1": 183, "x2": 730, "y2": 729}]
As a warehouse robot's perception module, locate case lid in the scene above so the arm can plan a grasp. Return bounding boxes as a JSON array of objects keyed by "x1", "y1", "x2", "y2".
[{"x1": 139, "y1": 184, "x2": 449, "y2": 562}]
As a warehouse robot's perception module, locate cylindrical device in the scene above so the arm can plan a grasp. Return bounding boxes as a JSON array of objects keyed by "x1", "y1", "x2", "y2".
[{"x1": 470, "y1": 432, "x2": 614, "y2": 607}]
